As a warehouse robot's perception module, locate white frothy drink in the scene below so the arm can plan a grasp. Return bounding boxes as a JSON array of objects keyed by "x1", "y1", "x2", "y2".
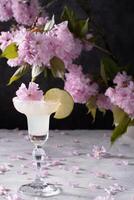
[
  {"x1": 13, "y1": 97, "x2": 59, "y2": 138},
  {"x1": 27, "y1": 115, "x2": 50, "y2": 136}
]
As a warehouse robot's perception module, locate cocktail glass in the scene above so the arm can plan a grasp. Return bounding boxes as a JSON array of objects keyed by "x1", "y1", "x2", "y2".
[{"x1": 13, "y1": 97, "x2": 61, "y2": 198}]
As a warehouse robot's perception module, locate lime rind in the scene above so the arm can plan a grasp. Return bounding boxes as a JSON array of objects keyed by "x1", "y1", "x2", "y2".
[{"x1": 44, "y1": 88, "x2": 74, "y2": 119}]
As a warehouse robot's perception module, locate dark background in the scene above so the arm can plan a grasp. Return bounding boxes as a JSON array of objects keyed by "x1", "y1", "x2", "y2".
[{"x1": 0, "y1": 0, "x2": 134, "y2": 130}]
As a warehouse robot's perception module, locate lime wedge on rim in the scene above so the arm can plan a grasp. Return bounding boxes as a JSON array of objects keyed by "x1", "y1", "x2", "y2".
[{"x1": 44, "y1": 88, "x2": 74, "y2": 119}]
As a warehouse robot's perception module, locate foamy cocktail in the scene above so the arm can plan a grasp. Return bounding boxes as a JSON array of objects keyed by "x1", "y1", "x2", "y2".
[{"x1": 12, "y1": 82, "x2": 74, "y2": 198}]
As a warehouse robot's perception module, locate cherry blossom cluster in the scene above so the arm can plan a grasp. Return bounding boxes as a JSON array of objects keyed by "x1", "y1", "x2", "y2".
[
  {"x1": 0, "y1": 21, "x2": 83, "y2": 68},
  {"x1": 16, "y1": 82, "x2": 43, "y2": 101},
  {"x1": 64, "y1": 64, "x2": 98, "y2": 103},
  {"x1": 96, "y1": 94, "x2": 112, "y2": 111},
  {"x1": 105, "y1": 71, "x2": 134, "y2": 118},
  {"x1": 0, "y1": 0, "x2": 112, "y2": 111},
  {"x1": 0, "y1": 0, "x2": 40, "y2": 25},
  {"x1": 64, "y1": 64, "x2": 112, "y2": 110}
]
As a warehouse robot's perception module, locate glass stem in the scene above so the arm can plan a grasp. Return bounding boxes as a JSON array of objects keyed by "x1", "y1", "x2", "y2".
[{"x1": 32, "y1": 145, "x2": 45, "y2": 184}]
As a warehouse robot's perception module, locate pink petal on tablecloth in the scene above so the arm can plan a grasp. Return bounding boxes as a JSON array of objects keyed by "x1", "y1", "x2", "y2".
[
  {"x1": 0, "y1": 164, "x2": 11, "y2": 174},
  {"x1": 6, "y1": 194, "x2": 23, "y2": 200},
  {"x1": 104, "y1": 183, "x2": 126, "y2": 195},
  {"x1": 88, "y1": 183, "x2": 102, "y2": 191},
  {"x1": 116, "y1": 160, "x2": 130, "y2": 166},
  {"x1": 9, "y1": 155, "x2": 27, "y2": 161},
  {"x1": 17, "y1": 170, "x2": 28, "y2": 175},
  {"x1": 56, "y1": 144, "x2": 64, "y2": 148},
  {"x1": 0, "y1": 185, "x2": 10, "y2": 195},
  {"x1": 73, "y1": 139, "x2": 80, "y2": 143},
  {"x1": 94, "y1": 195, "x2": 115, "y2": 200},
  {"x1": 91, "y1": 145, "x2": 111, "y2": 159},
  {"x1": 69, "y1": 182, "x2": 80, "y2": 188},
  {"x1": 92, "y1": 171, "x2": 116, "y2": 180},
  {"x1": 71, "y1": 166, "x2": 81, "y2": 174}
]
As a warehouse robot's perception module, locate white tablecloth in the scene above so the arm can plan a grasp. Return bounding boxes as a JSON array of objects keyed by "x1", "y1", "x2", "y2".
[{"x1": 0, "y1": 129, "x2": 134, "y2": 200}]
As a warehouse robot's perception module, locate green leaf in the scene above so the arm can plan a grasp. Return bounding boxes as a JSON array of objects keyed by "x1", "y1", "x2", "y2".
[
  {"x1": 8, "y1": 65, "x2": 29, "y2": 85},
  {"x1": 44, "y1": 68, "x2": 48, "y2": 78},
  {"x1": 31, "y1": 66, "x2": 44, "y2": 81},
  {"x1": 75, "y1": 18, "x2": 89, "y2": 38},
  {"x1": 98, "y1": 107, "x2": 106, "y2": 116},
  {"x1": 61, "y1": 6, "x2": 76, "y2": 32},
  {"x1": 61, "y1": 6, "x2": 90, "y2": 38},
  {"x1": 50, "y1": 56, "x2": 65, "y2": 80},
  {"x1": 100, "y1": 61, "x2": 108, "y2": 85},
  {"x1": 1, "y1": 43, "x2": 18, "y2": 59},
  {"x1": 44, "y1": 15, "x2": 55, "y2": 32},
  {"x1": 101, "y1": 57, "x2": 119, "y2": 84},
  {"x1": 111, "y1": 115, "x2": 131, "y2": 144},
  {"x1": 86, "y1": 96, "x2": 97, "y2": 121},
  {"x1": 112, "y1": 106, "x2": 127, "y2": 125}
]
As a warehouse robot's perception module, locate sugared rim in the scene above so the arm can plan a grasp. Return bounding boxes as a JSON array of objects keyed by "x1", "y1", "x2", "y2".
[{"x1": 12, "y1": 97, "x2": 59, "y2": 106}]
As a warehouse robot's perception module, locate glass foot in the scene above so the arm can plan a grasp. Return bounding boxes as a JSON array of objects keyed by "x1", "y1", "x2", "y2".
[{"x1": 18, "y1": 182, "x2": 61, "y2": 198}]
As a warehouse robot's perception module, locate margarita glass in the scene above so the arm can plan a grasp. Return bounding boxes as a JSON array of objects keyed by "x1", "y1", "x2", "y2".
[{"x1": 13, "y1": 97, "x2": 61, "y2": 198}]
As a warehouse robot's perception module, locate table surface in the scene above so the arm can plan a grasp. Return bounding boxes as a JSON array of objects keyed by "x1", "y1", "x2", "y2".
[{"x1": 0, "y1": 129, "x2": 134, "y2": 200}]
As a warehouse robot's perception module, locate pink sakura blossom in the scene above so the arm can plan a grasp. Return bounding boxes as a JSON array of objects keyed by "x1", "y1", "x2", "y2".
[
  {"x1": 19, "y1": 31, "x2": 54, "y2": 67},
  {"x1": 36, "y1": 17, "x2": 49, "y2": 26},
  {"x1": 91, "y1": 145, "x2": 107, "y2": 159},
  {"x1": 0, "y1": 21, "x2": 83, "y2": 69},
  {"x1": 64, "y1": 64, "x2": 98, "y2": 103},
  {"x1": 4, "y1": 27, "x2": 28, "y2": 67},
  {"x1": 11, "y1": 0, "x2": 40, "y2": 26},
  {"x1": 47, "y1": 22, "x2": 83, "y2": 67},
  {"x1": 7, "y1": 28, "x2": 51, "y2": 67},
  {"x1": 0, "y1": 32, "x2": 13, "y2": 51},
  {"x1": 113, "y1": 71, "x2": 132, "y2": 87},
  {"x1": 96, "y1": 94, "x2": 112, "y2": 111},
  {"x1": 16, "y1": 82, "x2": 43, "y2": 101},
  {"x1": 0, "y1": 0, "x2": 13, "y2": 22},
  {"x1": 105, "y1": 71, "x2": 134, "y2": 118}
]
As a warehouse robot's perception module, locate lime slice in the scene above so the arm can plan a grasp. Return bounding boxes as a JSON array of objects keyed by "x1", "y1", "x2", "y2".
[{"x1": 44, "y1": 88, "x2": 74, "y2": 119}]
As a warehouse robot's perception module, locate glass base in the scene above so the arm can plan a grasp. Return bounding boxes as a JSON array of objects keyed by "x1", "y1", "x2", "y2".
[{"x1": 18, "y1": 182, "x2": 61, "y2": 198}]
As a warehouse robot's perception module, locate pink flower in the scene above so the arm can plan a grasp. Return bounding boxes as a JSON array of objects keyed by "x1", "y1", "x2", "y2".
[
  {"x1": 1, "y1": 27, "x2": 28, "y2": 67},
  {"x1": 91, "y1": 145, "x2": 107, "y2": 159},
  {"x1": 20, "y1": 32, "x2": 54, "y2": 67},
  {"x1": 64, "y1": 64, "x2": 98, "y2": 103},
  {"x1": 11, "y1": 0, "x2": 40, "y2": 26},
  {"x1": 36, "y1": 17, "x2": 49, "y2": 26},
  {"x1": 1, "y1": 21, "x2": 83, "y2": 69},
  {"x1": 16, "y1": 82, "x2": 43, "y2": 101},
  {"x1": 113, "y1": 71, "x2": 132, "y2": 87},
  {"x1": 47, "y1": 22, "x2": 83, "y2": 67},
  {"x1": 96, "y1": 94, "x2": 112, "y2": 111},
  {"x1": 0, "y1": 31, "x2": 13, "y2": 51},
  {"x1": 0, "y1": 0, "x2": 13, "y2": 22},
  {"x1": 105, "y1": 72, "x2": 134, "y2": 118}
]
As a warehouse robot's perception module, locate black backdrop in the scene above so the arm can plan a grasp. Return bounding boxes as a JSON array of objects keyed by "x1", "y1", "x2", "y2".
[{"x1": 0, "y1": 0, "x2": 134, "y2": 130}]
